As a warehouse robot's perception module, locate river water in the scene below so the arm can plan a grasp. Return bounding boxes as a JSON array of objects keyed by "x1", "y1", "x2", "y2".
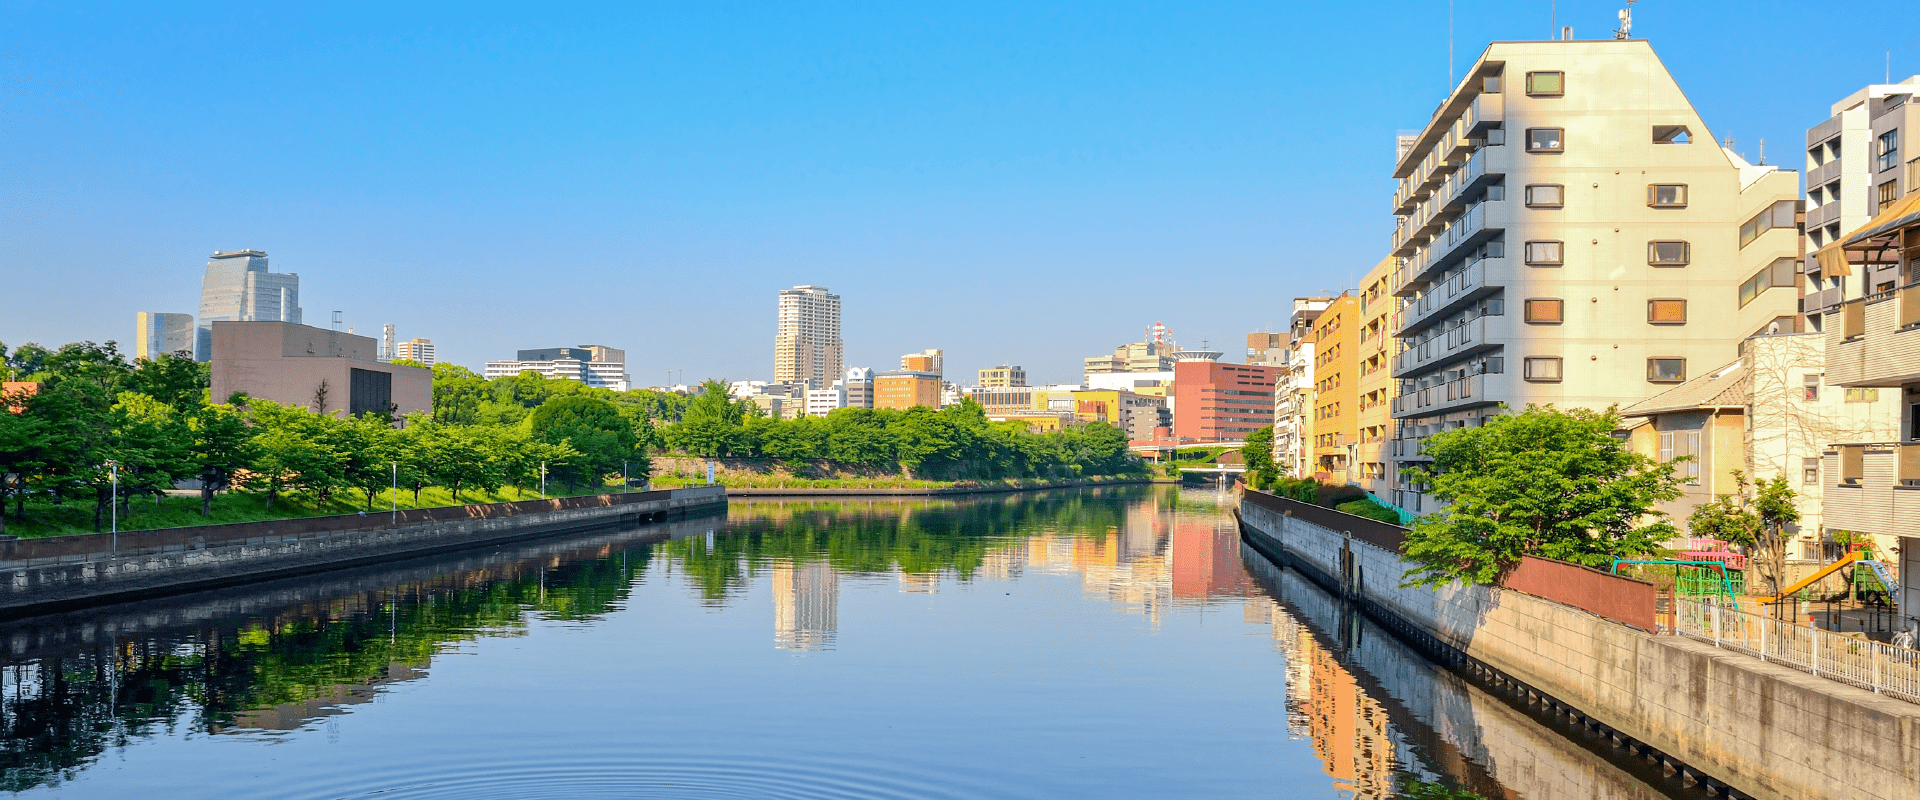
[{"x1": 0, "y1": 487, "x2": 1705, "y2": 798}]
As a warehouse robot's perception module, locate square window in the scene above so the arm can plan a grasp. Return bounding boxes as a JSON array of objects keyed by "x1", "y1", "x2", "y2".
[
  {"x1": 1648, "y1": 299, "x2": 1687, "y2": 324},
  {"x1": 1524, "y1": 298, "x2": 1564, "y2": 323},
  {"x1": 1526, "y1": 71, "x2": 1564, "y2": 96},
  {"x1": 1803, "y1": 457, "x2": 1819, "y2": 485},
  {"x1": 1482, "y1": 75, "x2": 1502, "y2": 93},
  {"x1": 1845, "y1": 388, "x2": 1880, "y2": 402},
  {"x1": 1525, "y1": 184, "x2": 1564, "y2": 208},
  {"x1": 1647, "y1": 358, "x2": 1686, "y2": 383},
  {"x1": 1803, "y1": 374, "x2": 1820, "y2": 401},
  {"x1": 1523, "y1": 356, "x2": 1562, "y2": 382},
  {"x1": 1648, "y1": 241, "x2": 1690, "y2": 266},
  {"x1": 1647, "y1": 184, "x2": 1688, "y2": 207},
  {"x1": 1524, "y1": 240, "x2": 1564, "y2": 265},
  {"x1": 1526, "y1": 127, "x2": 1564, "y2": 153}
]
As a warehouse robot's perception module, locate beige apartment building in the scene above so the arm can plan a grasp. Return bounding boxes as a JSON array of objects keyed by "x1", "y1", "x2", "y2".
[
  {"x1": 1804, "y1": 77, "x2": 1920, "y2": 328},
  {"x1": 774, "y1": 285, "x2": 844, "y2": 390},
  {"x1": 1386, "y1": 39, "x2": 1803, "y2": 513},
  {"x1": 977, "y1": 364, "x2": 1027, "y2": 388},
  {"x1": 1352, "y1": 258, "x2": 1397, "y2": 498},
  {"x1": 1276, "y1": 298, "x2": 1331, "y2": 479}
]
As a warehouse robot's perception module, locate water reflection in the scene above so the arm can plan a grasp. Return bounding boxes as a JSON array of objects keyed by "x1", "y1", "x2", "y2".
[{"x1": 0, "y1": 488, "x2": 1701, "y2": 798}]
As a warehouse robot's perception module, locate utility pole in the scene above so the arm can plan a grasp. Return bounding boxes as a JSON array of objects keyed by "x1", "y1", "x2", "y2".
[{"x1": 623, "y1": 461, "x2": 630, "y2": 494}]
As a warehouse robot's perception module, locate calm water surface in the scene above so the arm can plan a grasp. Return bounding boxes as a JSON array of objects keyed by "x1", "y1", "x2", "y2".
[{"x1": 0, "y1": 488, "x2": 1698, "y2": 798}]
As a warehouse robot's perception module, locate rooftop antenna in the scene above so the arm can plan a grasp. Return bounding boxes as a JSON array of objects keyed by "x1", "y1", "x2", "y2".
[
  {"x1": 1614, "y1": 0, "x2": 1634, "y2": 39},
  {"x1": 1759, "y1": 138, "x2": 1766, "y2": 165},
  {"x1": 1448, "y1": 0, "x2": 1454, "y2": 91},
  {"x1": 1562, "y1": 26, "x2": 1573, "y2": 41},
  {"x1": 1550, "y1": 0, "x2": 1556, "y2": 39}
]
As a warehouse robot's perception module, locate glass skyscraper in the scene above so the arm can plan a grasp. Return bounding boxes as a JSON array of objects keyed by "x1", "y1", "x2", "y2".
[{"x1": 196, "y1": 250, "x2": 302, "y2": 361}]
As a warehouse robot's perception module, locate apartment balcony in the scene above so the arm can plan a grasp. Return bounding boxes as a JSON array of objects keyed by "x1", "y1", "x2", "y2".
[
  {"x1": 1389, "y1": 436, "x2": 1432, "y2": 462},
  {"x1": 1393, "y1": 201, "x2": 1505, "y2": 296},
  {"x1": 1462, "y1": 92, "x2": 1502, "y2": 135},
  {"x1": 1806, "y1": 202, "x2": 1841, "y2": 230},
  {"x1": 1822, "y1": 443, "x2": 1920, "y2": 539},
  {"x1": 1824, "y1": 285, "x2": 1920, "y2": 387},
  {"x1": 1802, "y1": 286, "x2": 1843, "y2": 315},
  {"x1": 1807, "y1": 114, "x2": 1843, "y2": 148},
  {"x1": 1390, "y1": 373, "x2": 1491, "y2": 419},
  {"x1": 1808, "y1": 158, "x2": 1842, "y2": 189},
  {"x1": 1391, "y1": 314, "x2": 1500, "y2": 378},
  {"x1": 1395, "y1": 257, "x2": 1499, "y2": 336}
]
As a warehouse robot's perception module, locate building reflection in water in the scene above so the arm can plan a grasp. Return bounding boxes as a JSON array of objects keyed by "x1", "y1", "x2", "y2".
[{"x1": 771, "y1": 560, "x2": 838, "y2": 651}]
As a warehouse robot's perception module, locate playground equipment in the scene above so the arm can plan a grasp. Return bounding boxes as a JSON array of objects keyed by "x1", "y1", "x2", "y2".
[
  {"x1": 1611, "y1": 559, "x2": 1741, "y2": 605},
  {"x1": 1756, "y1": 551, "x2": 1873, "y2": 604}
]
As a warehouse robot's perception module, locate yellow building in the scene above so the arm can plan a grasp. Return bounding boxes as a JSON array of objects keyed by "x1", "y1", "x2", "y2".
[
  {"x1": 1311, "y1": 294, "x2": 1361, "y2": 480},
  {"x1": 977, "y1": 364, "x2": 1026, "y2": 388},
  {"x1": 1352, "y1": 257, "x2": 1398, "y2": 495},
  {"x1": 873, "y1": 371, "x2": 942, "y2": 410}
]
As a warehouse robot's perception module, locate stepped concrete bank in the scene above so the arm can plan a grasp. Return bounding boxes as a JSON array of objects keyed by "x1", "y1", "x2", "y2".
[
  {"x1": 0, "y1": 486, "x2": 726, "y2": 619},
  {"x1": 1238, "y1": 490, "x2": 1920, "y2": 800}
]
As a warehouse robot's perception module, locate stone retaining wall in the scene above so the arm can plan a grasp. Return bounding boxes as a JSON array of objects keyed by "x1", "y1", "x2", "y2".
[
  {"x1": 0, "y1": 487, "x2": 727, "y2": 619},
  {"x1": 1239, "y1": 496, "x2": 1920, "y2": 800}
]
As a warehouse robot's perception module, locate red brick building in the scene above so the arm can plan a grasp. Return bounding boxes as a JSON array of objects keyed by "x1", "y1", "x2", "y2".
[{"x1": 1172, "y1": 361, "x2": 1280, "y2": 443}]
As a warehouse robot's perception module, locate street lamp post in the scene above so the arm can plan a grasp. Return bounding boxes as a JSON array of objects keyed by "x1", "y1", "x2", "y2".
[
  {"x1": 623, "y1": 461, "x2": 629, "y2": 494},
  {"x1": 541, "y1": 461, "x2": 547, "y2": 500},
  {"x1": 108, "y1": 460, "x2": 118, "y2": 552},
  {"x1": 390, "y1": 461, "x2": 397, "y2": 525}
]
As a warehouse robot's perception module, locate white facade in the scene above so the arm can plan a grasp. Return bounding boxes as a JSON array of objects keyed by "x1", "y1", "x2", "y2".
[
  {"x1": 843, "y1": 366, "x2": 874, "y2": 409},
  {"x1": 775, "y1": 285, "x2": 844, "y2": 390},
  {"x1": 1387, "y1": 40, "x2": 1803, "y2": 512},
  {"x1": 1803, "y1": 77, "x2": 1920, "y2": 328},
  {"x1": 807, "y1": 384, "x2": 848, "y2": 417},
  {"x1": 484, "y1": 358, "x2": 629, "y2": 391}
]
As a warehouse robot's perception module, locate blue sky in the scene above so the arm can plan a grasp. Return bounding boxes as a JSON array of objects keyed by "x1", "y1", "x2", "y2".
[{"x1": 2, "y1": 1, "x2": 1914, "y2": 386}]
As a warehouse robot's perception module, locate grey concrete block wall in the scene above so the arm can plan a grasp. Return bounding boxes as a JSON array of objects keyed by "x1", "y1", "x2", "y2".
[
  {"x1": 0, "y1": 487, "x2": 727, "y2": 618},
  {"x1": 1240, "y1": 501, "x2": 1920, "y2": 800}
]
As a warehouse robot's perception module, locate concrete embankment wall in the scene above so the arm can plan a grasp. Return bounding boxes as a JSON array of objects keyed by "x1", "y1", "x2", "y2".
[
  {"x1": 725, "y1": 478, "x2": 1155, "y2": 497},
  {"x1": 0, "y1": 486, "x2": 727, "y2": 619},
  {"x1": 1238, "y1": 493, "x2": 1920, "y2": 800}
]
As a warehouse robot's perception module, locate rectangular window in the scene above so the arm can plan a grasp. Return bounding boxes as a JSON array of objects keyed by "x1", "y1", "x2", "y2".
[
  {"x1": 1845, "y1": 388, "x2": 1880, "y2": 402},
  {"x1": 1524, "y1": 240, "x2": 1564, "y2": 265},
  {"x1": 1482, "y1": 75, "x2": 1502, "y2": 93},
  {"x1": 1647, "y1": 184, "x2": 1688, "y2": 208},
  {"x1": 1803, "y1": 457, "x2": 1819, "y2": 485},
  {"x1": 1525, "y1": 184, "x2": 1564, "y2": 208},
  {"x1": 1684, "y1": 431, "x2": 1702, "y2": 484},
  {"x1": 1648, "y1": 241, "x2": 1690, "y2": 266},
  {"x1": 1648, "y1": 299, "x2": 1687, "y2": 324},
  {"x1": 1526, "y1": 71, "x2": 1564, "y2": 96},
  {"x1": 1877, "y1": 129, "x2": 1900, "y2": 172},
  {"x1": 1658, "y1": 432, "x2": 1674, "y2": 463},
  {"x1": 1647, "y1": 358, "x2": 1686, "y2": 383},
  {"x1": 1526, "y1": 127, "x2": 1564, "y2": 153},
  {"x1": 1523, "y1": 356, "x2": 1562, "y2": 382},
  {"x1": 1803, "y1": 374, "x2": 1821, "y2": 401},
  {"x1": 1524, "y1": 298, "x2": 1564, "y2": 323},
  {"x1": 1881, "y1": 180, "x2": 1900, "y2": 211},
  {"x1": 1653, "y1": 125, "x2": 1691, "y2": 144}
]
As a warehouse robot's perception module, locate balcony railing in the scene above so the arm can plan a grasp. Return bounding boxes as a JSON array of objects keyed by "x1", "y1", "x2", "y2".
[
  {"x1": 1807, "y1": 114, "x2": 1843, "y2": 148},
  {"x1": 1390, "y1": 373, "x2": 1489, "y2": 418},
  {"x1": 1806, "y1": 202, "x2": 1841, "y2": 230},
  {"x1": 1826, "y1": 286, "x2": 1920, "y2": 387},
  {"x1": 1808, "y1": 158, "x2": 1841, "y2": 189},
  {"x1": 1397, "y1": 258, "x2": 1495, "y2": 335},
  {"x1": 1801, "y1": 286, "x2": 1842, "y2": 315},
  {"x1": 1823, "y1": 444, "x2": 1920, "y2": 539},
  {"x1": 1393, "y1": 315, "x2": 1498, "y2": 377}
]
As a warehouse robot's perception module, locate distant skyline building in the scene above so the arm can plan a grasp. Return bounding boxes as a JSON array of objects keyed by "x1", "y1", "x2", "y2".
[
  {"x1": 873, "y1": 370, "x2": 941, "y2": 410},
  {"x1": 900, "y1": 348, "x2": 943, "y2": 375},
  {"x1": 196, "y1": 249, "x2": 301, "y2": 362},
  {"x1": 485, "y1": 345, "x2": 629, "y2": 390},
  {"x1": 381, "y1": 324, "x2": 396, "y2": 361},
  {"x1": 774, "y1": 285, "x2": 843, "y2": 390},
  {"x1": 806, "y1": 383, "x2": 848, "y2": 417},
  {"x1": 134, "y1": 312, "x2": 195, "y2": 360},
  {"x1": 843, "y1": 366, "x2": 874, "y2": 409},
  {"x1": 393, "y1": 338, "x2": 436, "y2": 365},
  {"x1": 977, "y1": 364, "x2": 1026, "y2": 388}
]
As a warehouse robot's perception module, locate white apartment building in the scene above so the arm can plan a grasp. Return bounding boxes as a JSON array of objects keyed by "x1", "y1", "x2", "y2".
[
  {"x1": 843, "y1": 366, "x2": 874, "y2": 409},
  {"x1": 1275, "y1": 298, "x2": 1330, "y2": 479},
  {"x1": 1386, "y1": 39, "x2": 1803, "y2": 512},
  {"x1": 393, "y1": 338, "x2": 436, "y2": 365},
  {"x1": 1804, "y1": 77, "x2": 1920, "y2": 327},
  {"x1": 806, "y1": 383, "x2": 848, "y2": 417},
  {"x1": 774, "y1": 285, "x2": 844, "y2": 390}
]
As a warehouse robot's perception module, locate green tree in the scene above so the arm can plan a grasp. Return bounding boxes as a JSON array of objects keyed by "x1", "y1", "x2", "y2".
[
  {"x1": 824, "y1": 407, "x2": 896, "y2": 468},
  {"x1": 668, "y1": 381, "x2": 744, "y2": 457},
  {"x1": 528, "y1": 395, "x2": 642, "y2": 491},
  {"x1": 124, "y1": 352, "x2": 210, "y2": 411},
  {"x1": 1241, "y1": 424, "x2": 1275, "y2": 486},
  {"x1": 189, "y1": 402, "x2": 259, "y2": 516},
  {"x1": 105, "y1": 392, "x2": 194, "y2": 511},
  {"x1": 0, "y1": 388, "x2": 48, "y2": 532},
  {"x1": 244, "y1": 401, "x2": 347, "y2": 510},
  {"x1": 1688, "y1": 470, "x2": 1799, "y2": 596},
  {"x1": 1399, "y1": 405, "x2": 1683, "y2": 587}
]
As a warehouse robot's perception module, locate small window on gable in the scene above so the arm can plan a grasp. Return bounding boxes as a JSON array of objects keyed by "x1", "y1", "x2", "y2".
[
  {"x1": 1648, "y1": 299, "x2": 1687, "y2": 324},
  {"x1": 1526, "y1": 71, "x2": 1564, "y2": 96},
  {"x1": 1647, "y1": 184, "x2": 1689, "y2": 208},
  {"x1": 1653, "y1": 125, "x2": 1691, "y2": 144},
  {"x1": 1524, "y1": 298, "x2": 1564, "y2": 324},
  {"x1": 1648, "y1": 241, "x2": 1690, "y2": 266}
]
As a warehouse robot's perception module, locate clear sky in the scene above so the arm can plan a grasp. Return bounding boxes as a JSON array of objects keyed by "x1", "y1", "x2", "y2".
[{"x1": 2, "y1": 1, "x2": 1914, "y2": 386}]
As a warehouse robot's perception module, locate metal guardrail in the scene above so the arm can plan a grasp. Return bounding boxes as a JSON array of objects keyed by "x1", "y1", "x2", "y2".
[{"x1": 1673, "y1": 597, "x2": 1920, "y2": 704}]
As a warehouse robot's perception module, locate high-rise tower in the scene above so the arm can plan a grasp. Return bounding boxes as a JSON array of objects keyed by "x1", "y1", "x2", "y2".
[
  {"x1": 774, "y1": 285, "x2": 843, "y2": 390},
  {"x1": 196, "y1": 250, "x2": 302, "y2": 362}
]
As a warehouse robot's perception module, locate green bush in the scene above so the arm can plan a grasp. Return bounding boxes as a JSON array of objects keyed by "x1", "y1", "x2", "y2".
[{"x1": 1335, "y1": 498, "x2": 1402, "y2": 524}]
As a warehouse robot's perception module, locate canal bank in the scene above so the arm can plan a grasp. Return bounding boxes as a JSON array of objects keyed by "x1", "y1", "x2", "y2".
[
  {"x1": 1237, "y1": 489, "x2": 1920, "y2": 800},
  {"x1": 0, "y1": 486, "x2": 727, "y2": 620},
  {"x1": 720, "y1": 477, "x2": 1165, "y2": 497}
]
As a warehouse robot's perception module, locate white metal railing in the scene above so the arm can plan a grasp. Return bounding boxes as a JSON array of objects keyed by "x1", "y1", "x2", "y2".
[{"x1": 1672, "y1": 598, "x2": 1920, "y2": 704}]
